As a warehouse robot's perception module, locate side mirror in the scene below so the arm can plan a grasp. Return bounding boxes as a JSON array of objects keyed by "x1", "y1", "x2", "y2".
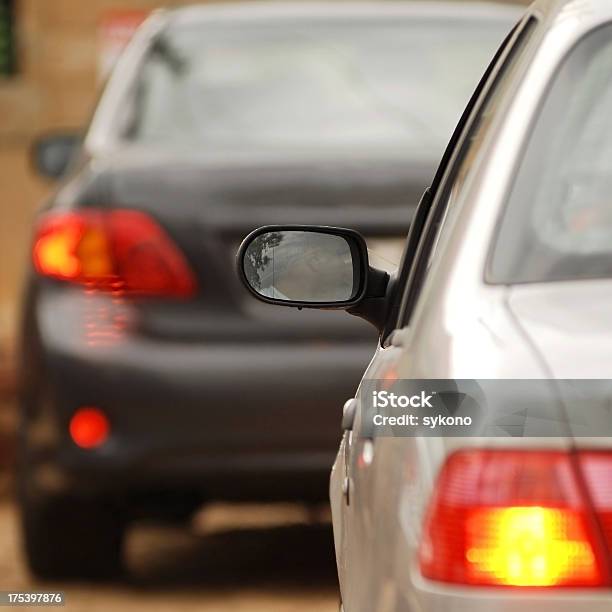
[
  {"x1": 237, "y1": 225, "x2": 391, "y2": 330},
  {"x1": 238, "y1": 226, "x2": 368, "y2": 307},
  {"x1": 31, "y1": 132, "x2": 81, "y2": 180}
]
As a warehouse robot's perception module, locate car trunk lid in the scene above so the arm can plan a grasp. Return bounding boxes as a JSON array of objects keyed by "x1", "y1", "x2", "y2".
[{"x1": 79, "y1": 150, "x2": 432, "y2": 342}]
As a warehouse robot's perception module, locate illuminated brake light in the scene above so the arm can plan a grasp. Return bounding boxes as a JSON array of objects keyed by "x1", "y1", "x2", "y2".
[
  {"x1": 419, "y1": 450, "x2": 608, "y2": 587},
  {"x1": 69, "y1": 407, "x2": 110, "y2": 449},
  {"x1": 466, "y1": 507, "x2": 598, "y2": 586},
  {"x1": 33, "y1": 209, "x2": 196, "y2": 298}
]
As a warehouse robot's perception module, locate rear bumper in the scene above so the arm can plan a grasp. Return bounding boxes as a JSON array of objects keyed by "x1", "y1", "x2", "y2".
[
  {"x1": 404, "y1": 572, "x2": 612, "y2": 612},
  {"x1": 22, "y1": 288, "x2": 375, "y2": 502}
]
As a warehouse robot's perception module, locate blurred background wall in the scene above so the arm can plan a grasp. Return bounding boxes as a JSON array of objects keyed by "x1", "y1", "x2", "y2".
[{"x1": 0, "y1": 0, "x2": 529, "y2": 390}]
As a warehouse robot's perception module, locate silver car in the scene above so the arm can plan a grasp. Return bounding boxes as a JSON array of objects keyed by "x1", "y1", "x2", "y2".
[{"x1": 238, "y1": 0, "x2": 612, "y2": 610}]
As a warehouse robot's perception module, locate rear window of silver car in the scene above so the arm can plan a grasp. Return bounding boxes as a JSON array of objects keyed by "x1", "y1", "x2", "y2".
[
  {"x1": 122, "y1": 18, "x2": 512, "y2": 157},
  {"x1": 490, "y1": 24, "x2": 612, "y2": 284}
]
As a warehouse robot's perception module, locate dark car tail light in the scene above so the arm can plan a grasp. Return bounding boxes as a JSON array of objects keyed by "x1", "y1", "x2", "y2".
[
  {"x1": 419, "y1": 449, "x2": 611, "y2": 588},
  {"x1": 69, "y1": 407, "x2": 110, "y2": 449},
  {"x1": 33, "y1": 209, "x2": 196, "y2": 298}
]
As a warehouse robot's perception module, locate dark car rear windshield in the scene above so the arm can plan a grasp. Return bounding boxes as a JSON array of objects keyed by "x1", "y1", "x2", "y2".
[
  {"x1": 490, "y1": 25, "x2": 612, "y2": 284},
  {"x1": 122, "y1": 18, "x2": 512, "y2": 156}
]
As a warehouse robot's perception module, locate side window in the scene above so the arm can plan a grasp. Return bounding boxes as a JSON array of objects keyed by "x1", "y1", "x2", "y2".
[
  {"x1": 395, "y1": 16, "x2": 536, "y2": 330},
  {"x1": 489, "y1": 24, "x2": 612, "y2": 284}
]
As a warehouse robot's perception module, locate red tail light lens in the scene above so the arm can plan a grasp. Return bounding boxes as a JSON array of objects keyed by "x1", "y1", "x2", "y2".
[
  {"x1": 69, "y1": 407, "x2": 110, "y2": 449},
  {"x1": 577, "y1": 452, "x2": 612, "y2": 555},
  {"x1": 33, "y1": 210, "x2": 196, "y2": 298},
  {"x1": 419, "y1": 450, "x2": 609, "y2": 587}
]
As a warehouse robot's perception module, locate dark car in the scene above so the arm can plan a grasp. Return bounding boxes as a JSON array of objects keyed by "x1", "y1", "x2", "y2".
[{"x1": 17, "y1": 2, "x2": 518, "y2": 578}]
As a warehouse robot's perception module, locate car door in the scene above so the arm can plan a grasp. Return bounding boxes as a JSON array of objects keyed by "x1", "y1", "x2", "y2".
[{"x1": 335, "y1": 15, "x2": 537, "y2": 612}]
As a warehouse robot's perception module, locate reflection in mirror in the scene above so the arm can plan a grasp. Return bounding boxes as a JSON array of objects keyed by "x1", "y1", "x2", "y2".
[{"x1": 243, "y1": 230, "x2": 357, "y2": 303}]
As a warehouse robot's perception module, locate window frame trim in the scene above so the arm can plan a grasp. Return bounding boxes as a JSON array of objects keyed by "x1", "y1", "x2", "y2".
[{"x1": 389, "y1": 14, "x2": 538, "y2": 334}]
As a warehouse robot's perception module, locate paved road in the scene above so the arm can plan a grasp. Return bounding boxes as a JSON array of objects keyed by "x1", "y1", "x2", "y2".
[{"x1": 0, "y1": 501, "x2": 339, "y2": 611}]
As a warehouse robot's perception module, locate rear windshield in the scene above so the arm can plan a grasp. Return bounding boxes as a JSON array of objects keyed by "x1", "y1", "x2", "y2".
[
  {"x1": 490, "y1": 25, "x2": 612, "y2": 284},
  {"x1": 122, "y1": 18, "x2": 512, "y2": 156}
]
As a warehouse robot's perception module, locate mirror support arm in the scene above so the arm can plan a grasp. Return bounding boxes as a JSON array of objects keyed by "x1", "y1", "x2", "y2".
[{"x1": 347, "y1": 267, "x2": 392, "y2": 334}]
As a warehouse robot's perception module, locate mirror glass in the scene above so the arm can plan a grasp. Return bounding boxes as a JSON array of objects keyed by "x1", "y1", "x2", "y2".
[{"x1": 243, "y1": 230, "x2": 359, "y2": 303}]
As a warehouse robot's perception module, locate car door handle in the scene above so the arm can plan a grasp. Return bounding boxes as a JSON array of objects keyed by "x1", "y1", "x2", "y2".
[
  {"x1": 342, "y1": 476, "x2": 350, "y2": 504},
  {"x1": 342, "y1": 398, "x2": 357, "y2": 431}
]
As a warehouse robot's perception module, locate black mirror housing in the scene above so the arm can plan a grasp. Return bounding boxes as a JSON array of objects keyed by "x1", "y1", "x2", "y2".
[
  {"x1": 31, "y1": 132, "x2": 81, "y2": 180},
  {"x1": 237, "y1": 225, "x2": 392, "y2": 332}
]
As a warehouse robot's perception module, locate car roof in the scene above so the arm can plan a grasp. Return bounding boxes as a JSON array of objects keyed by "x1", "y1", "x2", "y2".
[
  {"x1": 533, "y1": 0, "x2": 612, "y2": 28},
  {"x1": 163, "y1": 1, "x2": 524, "y2": 27}
]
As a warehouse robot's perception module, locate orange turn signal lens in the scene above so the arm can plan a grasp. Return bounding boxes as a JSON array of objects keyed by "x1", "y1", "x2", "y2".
[
  {"x1": 69, "y1": 407, "x2": 110, "y2": 449},
  {"x1": 33, "y1": 218, "x2": 84, "y2": 279}
]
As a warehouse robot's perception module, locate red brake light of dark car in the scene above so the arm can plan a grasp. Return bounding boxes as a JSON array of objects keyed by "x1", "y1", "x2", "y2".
[
  {"x1": 419, "y1": 449, "x2": 611, "y2": 588},
  {"x1": 69, "y1": 407, "x2": 110, "y2": 449},
  {"x1": 33, "y1": 209, "x2": 197, "y2": 298}
]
